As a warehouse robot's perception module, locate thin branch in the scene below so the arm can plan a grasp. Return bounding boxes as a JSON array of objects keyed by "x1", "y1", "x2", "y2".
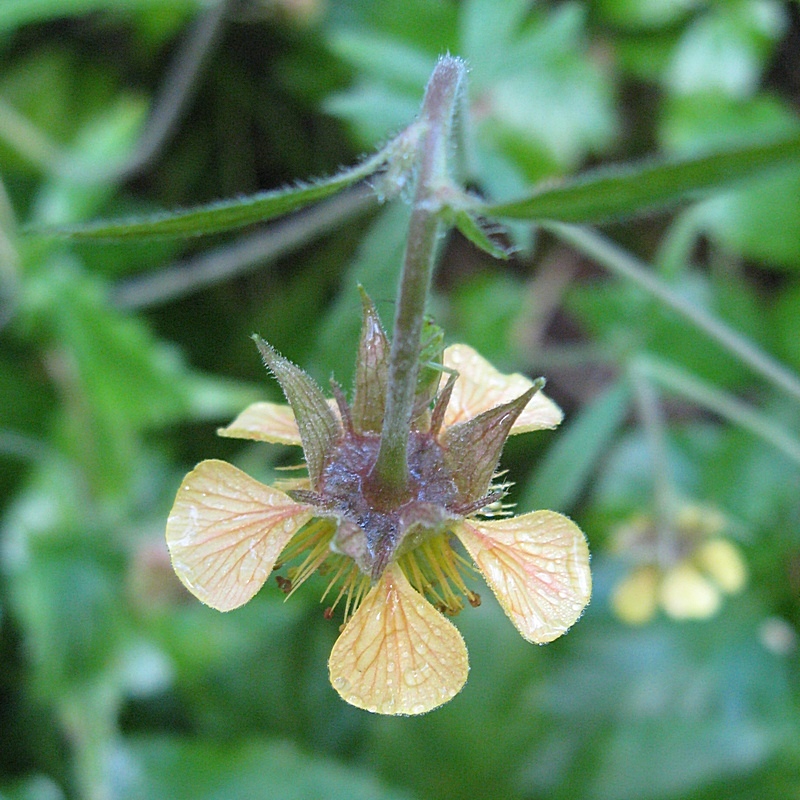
[
  {"x1": 112, "y1": 184, "x2": 375, "y2": 308},
  {"x1": 545, "y1": 222, "x2": 800, "y2": 404},
  {"x1": 637, "y1": 355, "x2": 800, "y2": 466}
]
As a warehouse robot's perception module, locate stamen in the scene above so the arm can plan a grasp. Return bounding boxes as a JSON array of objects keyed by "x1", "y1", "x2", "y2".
[
  {"x1": 276, "y1": 519, "x2": 334, "y2": 568},
  {"x1": 398, "y1": 532, "x2": 477, "y2": 616}
]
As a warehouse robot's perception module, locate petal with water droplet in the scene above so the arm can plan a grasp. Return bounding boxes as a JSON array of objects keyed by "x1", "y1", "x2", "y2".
[
  {"x1": 454, "y1": 512, "x2": 591, "y2": 643},
  {"x1": 442, "y1": 344, "x2": 562, "y2": 433},
  {"x1": 328, "y1": 564, "x2": 469, "y2": 715},
  {"x1": 218, "y1": 402, "x2": 302, "y2": 445},
  {"x1": 166, "y1": 459, "x2": 313, "y2": 611}
]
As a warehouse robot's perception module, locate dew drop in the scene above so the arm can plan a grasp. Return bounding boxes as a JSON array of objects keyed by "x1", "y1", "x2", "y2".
[
  {"x1": 333, "y1": 676, "x2": 349, "y2": 691},
  {"x1": 283, "y1": 518, "x2": 295, "y2": 534},
  {"x1": 403, "y1": 669, "x2": 425, "y2": 687},
  {"x1": 411, "y1": 703, "x2": 426, "y2": 714}
]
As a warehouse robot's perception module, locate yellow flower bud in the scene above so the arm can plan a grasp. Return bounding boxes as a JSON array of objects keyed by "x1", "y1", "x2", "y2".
[
  {"x1": 660, "y1": 563, "x2": 721, "y2": 620},
  {"x1": 611, "y1": 566, "x2": 659, "y2": 625},
  {"x1": 695, "y1": 538, "x2": 747, "y2": 594}
]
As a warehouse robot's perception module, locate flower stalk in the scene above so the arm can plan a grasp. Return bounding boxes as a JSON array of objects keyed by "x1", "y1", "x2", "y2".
[{"x1": 370, "y1": 56, "x2": 467, "y2": 499}]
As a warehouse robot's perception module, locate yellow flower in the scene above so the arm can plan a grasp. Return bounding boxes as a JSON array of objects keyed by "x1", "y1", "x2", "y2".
[
  {"x1": 166, "y1": 299, "x2": 590, "y2": 715},
  {"x1": 610, "y1": 507, "x2": 746, "y2": 625}
]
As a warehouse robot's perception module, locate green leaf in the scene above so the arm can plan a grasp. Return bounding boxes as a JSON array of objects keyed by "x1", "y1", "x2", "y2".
[
  {"x1": 34, "y1": 157, "x2": 383, "y2": 241},
  {"x1": 477, "y1": 132, "x2": 800, "y2": 222},
  {"x1": 0, "y1": 0, "x2": 203, "y2": 32},
  {"x1": 520, "y1": 378, "x2": 630, "y2": 512},
  {"x1": 449, "y1": 209, "x2": 511, "y2": 259},
  {"x1": 125, "y1": 737, "x2": 418, "y2": 800}
]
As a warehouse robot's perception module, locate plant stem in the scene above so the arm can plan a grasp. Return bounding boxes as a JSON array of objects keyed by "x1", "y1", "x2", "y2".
[
  {"x1": 370, "y1": 56, "x2": 466, "y2": 497},
  {"x1": 630, "y1": 366, "x2": 678, "y2": 567},
  {"x1": 545, "y1": 222, "x2": 800, "y2": 404},
  {"x1": 637, "y1": 355, "x2": 800, "y2": 466}
]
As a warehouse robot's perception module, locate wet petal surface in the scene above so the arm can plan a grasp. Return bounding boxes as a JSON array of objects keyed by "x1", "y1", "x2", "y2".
[
  {"x1": 166, "y1": 459, "x2": 313, "y2": 611},
  {"x1": 454, "y1": 511, "x2": 591, "y2": 643},
  {"x1": 442, "y1": 344, "x2": 562, "y2": 432},
  {"x1": 217, "y1": 402, "x2": 302, "y2": 445},
  {"x1": 328, "y1": 564, "x2": 469, "y2": 715}
]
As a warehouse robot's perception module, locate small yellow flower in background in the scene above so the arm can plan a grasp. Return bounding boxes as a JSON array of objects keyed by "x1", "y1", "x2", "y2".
[
  {"x1": 610, "y1": 504, "x2": 746, "y2": 625},
  {"x1": 166, "y1": 295, "x2": 590, "y2": 715}
]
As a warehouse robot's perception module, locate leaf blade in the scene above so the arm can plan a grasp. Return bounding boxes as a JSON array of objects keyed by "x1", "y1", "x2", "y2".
[{"x1": 478, "y1": 132, "x2": 800, "y2": 222}]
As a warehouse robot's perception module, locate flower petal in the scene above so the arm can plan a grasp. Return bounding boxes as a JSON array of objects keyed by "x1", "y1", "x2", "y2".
[
  {"x1": 328, "y1": 564, "x2": 469, "y2": 715},
  {"x1": 454, "y1": 512, "x2": 591, "y2": 643},
  {"x1": 166, "y1": 459, "x2": 313, "y2": 611},
  {"x1": 442, "y1": 344, "x2": 562, "y2": 432},
  {"x1": 218, "y1": 402, "x2": 302, "y2": 445}
]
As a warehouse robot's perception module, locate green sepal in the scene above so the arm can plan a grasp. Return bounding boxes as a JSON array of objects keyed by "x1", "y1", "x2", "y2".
[
  {"x1": 351, "y1": 288, "x2": 390, "y2": 434},
  {"x1": 252, "y1": 336, "x2": 341, "y2": 487},
  {"x1": 444, "y1": 383, "x2": 540, "y2": 503}
]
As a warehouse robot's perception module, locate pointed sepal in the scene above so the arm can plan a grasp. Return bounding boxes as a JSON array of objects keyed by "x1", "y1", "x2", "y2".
[
  {"x1": 351, "y1": 288, "x2": 390, "y2": 434},
  {"x1": 328, "y1": 564, "x2": 469, "y2": 714},
  {"x1": 166, "y1": 460, "x2": 314, "y2": 611},
  {"x1": 444, "y1": 386, "x2": 537, "y2": 503},
  {"x1": 253, "y1": 336, "x2": 341, "y2": 486}
]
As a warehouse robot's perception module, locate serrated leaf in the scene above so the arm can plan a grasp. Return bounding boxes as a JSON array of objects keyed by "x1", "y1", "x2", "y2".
[{"x1": 477, "y1": 132, "x2": 800, "y2": 222}]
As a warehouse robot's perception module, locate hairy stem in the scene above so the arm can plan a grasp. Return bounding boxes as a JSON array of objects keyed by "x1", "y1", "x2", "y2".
[{"x1": 370, "y1": 56, "x2": 466, "y2": 497}]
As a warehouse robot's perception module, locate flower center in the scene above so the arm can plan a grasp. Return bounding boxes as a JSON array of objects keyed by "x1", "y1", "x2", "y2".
[{"x1": 316, "y1": 428, "x2": 460, "y2": 577}]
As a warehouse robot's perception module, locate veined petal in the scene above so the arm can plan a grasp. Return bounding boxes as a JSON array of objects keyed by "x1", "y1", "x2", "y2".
[
  {"x1": 328, "y1": 564, "x2": 469, "y2": 715},
  {"x1": 166, "y1": 459, "x2": 313, "y2": 611},
  {"x1": 454, "y1": 512, "x2": 591, "y2": 643},
  {"x1": 442, "y1": 344, "x2": 562, "y2": 433},
  {"x1": 218, "y1": 402, "x2": 301, "y2": 445}
]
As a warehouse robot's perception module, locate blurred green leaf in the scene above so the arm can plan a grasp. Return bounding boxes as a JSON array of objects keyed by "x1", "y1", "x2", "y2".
[
  {"x1": 478, "y1": 131, "x2": 800, "y2": 221},
  {"x1": 0, "y1": 0, "x2": 203, "y2": 32},
  {"x1": 124, "y1": 737, "x2": 418, "y2": 800}
]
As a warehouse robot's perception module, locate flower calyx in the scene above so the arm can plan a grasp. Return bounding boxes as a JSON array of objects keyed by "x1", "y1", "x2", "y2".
[{"x1": 261, "y1": 293, "x2": 543, "y2": 581}]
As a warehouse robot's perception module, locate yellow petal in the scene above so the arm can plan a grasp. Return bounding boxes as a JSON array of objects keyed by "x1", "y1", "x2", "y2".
[
  {"x1": 454, "y1": 512, "x2": 591, "y2": 643},
  {"x1": 659, "y1": 563, "x2": 720, "y2": 620},
  {"x1": 610, "y1": 566, "x2": 659, "y2": 625},
  {"x1": 217, "y1": 402, "x2": 302, "y2": 445},
  {"x1": 328, "y1": 564, "x2": 469, "y2": 715},
  {"x1": 695, "y1": 538, "x2": 747, "y2": 594},
  {"x1": 166, "y1": 459, "x2": 313, "y2": 611},
  {"x1": 442, "y1": 344, "x2": 562, "y2": 433}
]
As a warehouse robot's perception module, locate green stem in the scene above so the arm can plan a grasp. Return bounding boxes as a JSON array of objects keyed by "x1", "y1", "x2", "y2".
[
  {"x1": 371, "y1": 56, "x2": 466, "y2": 497},
  {"x1": 544, "y1": 223, "x2": 800, "y2": 405},
  {"x1": 630, "y1": 365, "x2": 680, "y2": 568},
  {"x1": 637, "y1": 355, "x2": 800, "y2": 466}
]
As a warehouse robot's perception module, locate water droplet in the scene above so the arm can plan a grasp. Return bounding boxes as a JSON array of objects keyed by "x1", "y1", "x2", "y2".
[
  {"x1": 333, "y1": 676, "x2": 349, "y2": 691},
  {"x1": 283, "y1": 519, "x2": 295, "y2": 533},
  {"x1": 403, "y1": 669, "x2": 425, "y2": 687},
  {"x1": 411, "y1": 703, "x2": 426, "y2": 714}
]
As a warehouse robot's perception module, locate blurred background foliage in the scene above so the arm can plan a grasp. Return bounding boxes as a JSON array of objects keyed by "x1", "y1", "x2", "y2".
[{"x1": 1, "y1": 0, "x2": 800, "y2": 798}]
